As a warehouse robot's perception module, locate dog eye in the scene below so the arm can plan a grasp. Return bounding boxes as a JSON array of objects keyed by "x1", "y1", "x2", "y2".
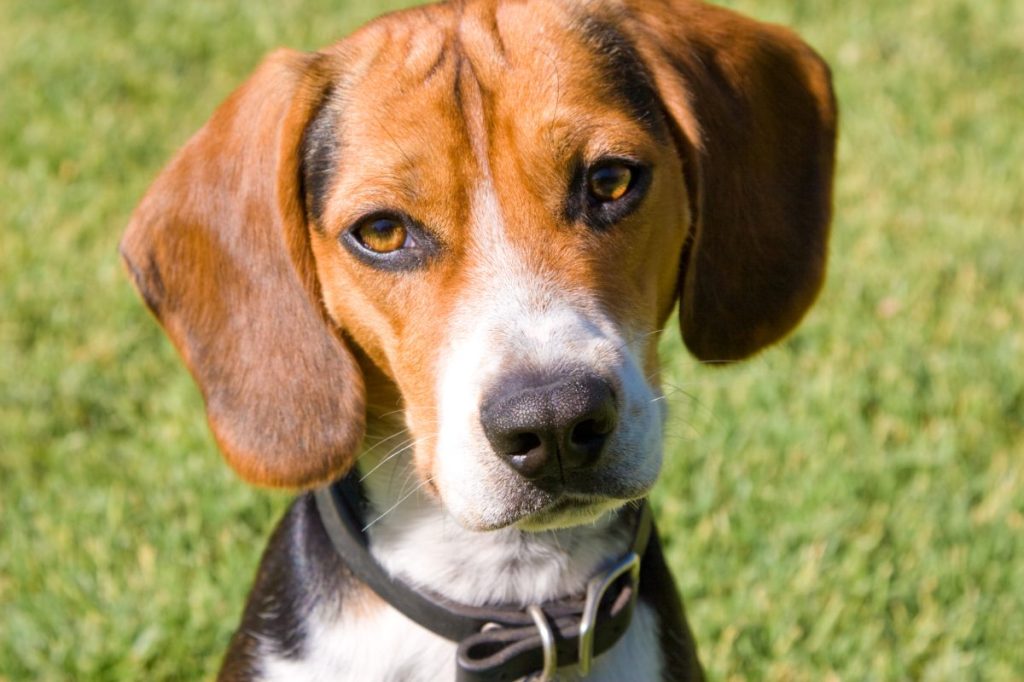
[
  {"x1": 569, "y1": 158, "x2": 650, "y2": 230},
  {"x1": 341, "y1": 212, "x2": 441, "y2": 271},
  {"x1": 352, "y1": 217, "x2": 409, "y2": 254},
  {"x1": 587, "y1": 163, "x2": 633, "y2": 202}
]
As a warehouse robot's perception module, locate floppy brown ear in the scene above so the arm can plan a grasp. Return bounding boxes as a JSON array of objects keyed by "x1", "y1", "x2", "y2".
[
  {"x1": 120, "y1": 49, "x2": 365, "y2": 488},
  {"x1": 631, "y1": 0, "x2": 837, "y2": 361}
]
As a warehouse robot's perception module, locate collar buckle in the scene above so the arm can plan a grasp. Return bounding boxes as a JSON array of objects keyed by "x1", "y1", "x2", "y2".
[
  {"x1": 525, "y1": 605, "x2": 557, "y2": 681},
  {"x1": 577, "y1": 550, "x2": 641, "y2": 676}
]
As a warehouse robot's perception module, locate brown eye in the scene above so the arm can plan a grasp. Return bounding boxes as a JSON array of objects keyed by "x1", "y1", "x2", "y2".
[
  {"x1": 587, "y1": 163, "x2": 633, "y2": 202},
  {"x1": 353, "y1": 217, "x2": 408, "y2": 253}
]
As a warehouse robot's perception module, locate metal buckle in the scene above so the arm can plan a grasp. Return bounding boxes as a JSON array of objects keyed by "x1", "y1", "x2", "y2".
[
  {"x1": 577, "y1": 551, "x2": 641, "y2": 676},
  {"x1": 526, "y1": 604, "x2": 557, "y2": 682}
]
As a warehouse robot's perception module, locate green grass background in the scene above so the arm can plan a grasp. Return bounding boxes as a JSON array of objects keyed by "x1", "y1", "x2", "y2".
[{"x1": 2, "y1": 0, "x2": 1021, "y2": 679}]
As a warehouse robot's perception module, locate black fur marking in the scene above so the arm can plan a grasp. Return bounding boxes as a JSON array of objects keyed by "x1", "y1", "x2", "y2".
[
  {"x1": 638, "y1": 533, "x2": 706, "y2": 681},
  {"x1": 219, "y1": 495, "x2": 359, "y2": 678},
  {"x1": 576, "y1": 15, "x2": 664, "y2": 139},
  {"x1": 300, "y1": 90, "x2": 339, "y2": 231}
]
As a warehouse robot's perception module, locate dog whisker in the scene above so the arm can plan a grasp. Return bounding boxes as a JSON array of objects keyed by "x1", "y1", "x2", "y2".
[
  {"x1": 369, "y1": 406, "x2": 408, "y2": 421},
  {"x1": 359, "y1": 437, "x2": 416, "y2": 481},
  {"x1": 360, "y1": 433, "x2": 437, "y2": 483},
  {"x1": 357, "y1": 430, "x2": 412, "y2": 463},
  {"x1": 362, "y1": 476, "x2": 436, "y2": 532},
  {"x1": 392, "y1": 456, "x2": 423, "y2": 499}
]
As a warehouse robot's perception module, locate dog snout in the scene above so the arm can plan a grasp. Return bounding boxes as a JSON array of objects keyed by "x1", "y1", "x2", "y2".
[{"x1": 479, "y1": 373, "x2": 617, "y2": 481}]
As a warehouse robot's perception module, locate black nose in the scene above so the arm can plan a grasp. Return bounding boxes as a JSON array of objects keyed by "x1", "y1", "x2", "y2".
[{"x1": 479, "y1": 373, "x2": 617, "y2": 481}]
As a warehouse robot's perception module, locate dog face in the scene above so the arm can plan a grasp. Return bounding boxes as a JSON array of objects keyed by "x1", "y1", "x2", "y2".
[
  {"x1": 304, "y1": 3, "x2": 688, "y2": 529},
  {"x1": 121, "y1": 0, "x2": 836, "y2": 530}
]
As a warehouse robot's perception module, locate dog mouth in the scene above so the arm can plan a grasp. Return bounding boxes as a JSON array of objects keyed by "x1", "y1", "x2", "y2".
[
  {"x1": 514, "y1": 493, "x2": 624, "y2": 531},
  {"x1": 453, "y1": 441, "x2": 662, "y2": 532}
]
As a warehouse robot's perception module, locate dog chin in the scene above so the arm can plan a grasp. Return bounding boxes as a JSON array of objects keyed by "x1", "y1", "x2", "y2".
[
  {"x1": 514, "y1": 495, "x2": 625, "y2": 532},
  {"x1": 439, "y1": 455, "x2": 659, "y2": 532},
  {"x1": 448, "y1": 492, "x2": 624, "y2": 533}
]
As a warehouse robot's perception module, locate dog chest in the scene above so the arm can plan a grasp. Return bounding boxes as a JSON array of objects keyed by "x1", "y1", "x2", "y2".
[{"x1": 258, "y1": 600, "x2": 663, "y2": 682}]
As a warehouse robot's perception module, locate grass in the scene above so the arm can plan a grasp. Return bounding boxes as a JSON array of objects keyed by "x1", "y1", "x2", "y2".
[{"x1": 1, "y1": 0, "x2": 1021, "y2": 679}]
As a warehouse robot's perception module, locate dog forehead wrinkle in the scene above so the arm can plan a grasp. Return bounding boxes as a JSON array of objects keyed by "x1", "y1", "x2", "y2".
[{"x1": 452, "y1": 45, "x2": 492, "y2": 181}]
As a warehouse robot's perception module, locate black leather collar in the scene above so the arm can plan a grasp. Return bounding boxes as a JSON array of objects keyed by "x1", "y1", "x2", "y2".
[{"x1": 314, "y1": 474, "x2": 653, "y2": 681}]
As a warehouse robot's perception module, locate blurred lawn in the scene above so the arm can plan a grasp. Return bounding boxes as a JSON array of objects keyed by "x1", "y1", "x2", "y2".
[{"x1": 1, "y1": 0, "x2": 1021, "y2": 679}]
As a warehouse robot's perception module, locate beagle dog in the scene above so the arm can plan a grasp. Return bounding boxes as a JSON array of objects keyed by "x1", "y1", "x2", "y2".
[{"x1": 121, "y1": 0, "x2": 836, "y2": 679}]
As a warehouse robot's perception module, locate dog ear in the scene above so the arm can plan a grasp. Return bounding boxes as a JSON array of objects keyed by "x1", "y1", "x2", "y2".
[
  {"x1": 632, "y1": 0, "x2": 838, "y2": 362},
  {"x1": 120, "y1": 50, "x2": 365, "y2": 488}
]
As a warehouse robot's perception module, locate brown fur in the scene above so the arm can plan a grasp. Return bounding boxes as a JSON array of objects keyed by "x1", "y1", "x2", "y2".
[{"x1": 122, "y1": 0, "x2": 836, "y2": 493}]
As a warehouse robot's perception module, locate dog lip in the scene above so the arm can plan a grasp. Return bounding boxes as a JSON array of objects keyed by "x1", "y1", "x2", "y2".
[
  {"x1": 545, "y1": 494, "x2": 600, "y2": 514},
  {"x1": 514, "y1": 492, "x2": 621, "y2": 531},
  {"x1": 466, "y1": 493, "x2": 601, "y2": 531}
]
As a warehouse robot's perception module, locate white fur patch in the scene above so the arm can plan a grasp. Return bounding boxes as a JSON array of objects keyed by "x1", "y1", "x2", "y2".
[
  {"x1": 251, "y1": 437, "x2": 665, "y2": 681},
  {"x1": 363, "y1": 448, "x2": 631, "y2": 605},
  {"x1": 432, "y1": 182, "x2": 664, "y2": 530},
  {"x1": 258, "y1": 601, "x2": 452, "y2": 682},
  {"x1": 275, "y1": 441, "x2": 663, "y2": 681},
  {"x1": 258, "y1": 596, "x2": 662, "y2": 682}
]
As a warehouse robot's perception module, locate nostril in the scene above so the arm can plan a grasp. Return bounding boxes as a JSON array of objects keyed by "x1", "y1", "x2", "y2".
[
  {"x1": 569, "y1": 417, "x2": 613, "y2": 450},
  {"x1": 502, "y1": 432, "x2": 548, "y2": 479},
  {"x1": 504, "y1": 431, "x2": 542, "y2": 457}
]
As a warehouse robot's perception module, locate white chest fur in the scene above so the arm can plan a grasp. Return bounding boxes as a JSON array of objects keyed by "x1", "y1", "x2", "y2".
[
  {"x1": 258, "y1": 461, "x2": 663, "y2": 680},
  {"x1": 259, "y1": 598, "x2": 662, "y2": 682}
]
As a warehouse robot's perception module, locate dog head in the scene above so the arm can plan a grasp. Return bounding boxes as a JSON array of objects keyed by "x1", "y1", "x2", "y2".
[{"x1": 121, "y1": 0, "x2": 836, "y2": 531}]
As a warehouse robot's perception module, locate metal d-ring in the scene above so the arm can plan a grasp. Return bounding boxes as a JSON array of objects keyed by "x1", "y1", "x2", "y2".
[
  {"x1": 577, "y1": 551, "x2": 641, "y2": 676},
  {"x1": 526, "y1": 604, "x2": 557, "y2": 681}
]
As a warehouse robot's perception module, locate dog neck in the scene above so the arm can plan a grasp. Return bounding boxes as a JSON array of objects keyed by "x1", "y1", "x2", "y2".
[{"x1": 356, "y1": 427, "x2": 636, "y2": 608}]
